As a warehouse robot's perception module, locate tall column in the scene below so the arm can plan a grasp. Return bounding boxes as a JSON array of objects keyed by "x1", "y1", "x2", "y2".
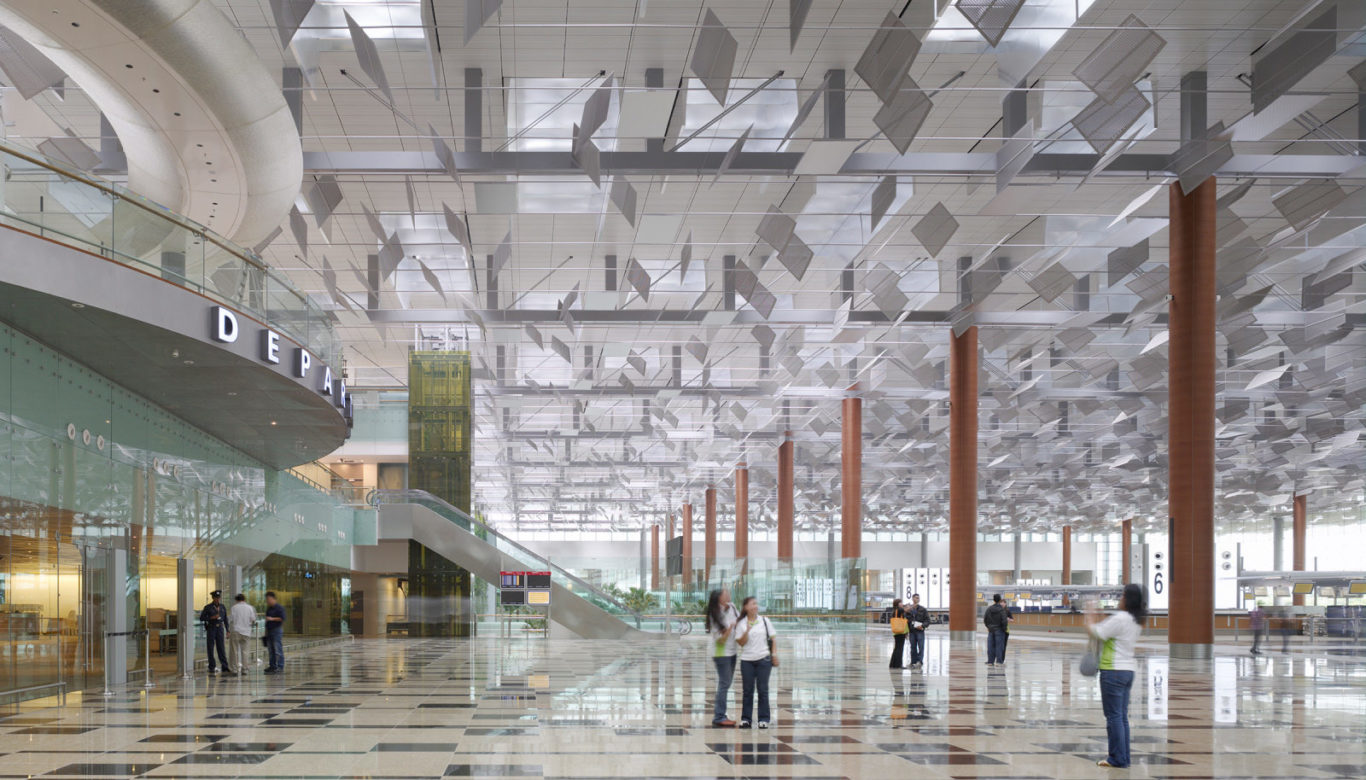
[
  {"x1": 1061, "y1": 525, "x2": 1072, "y2": 607},
  {"x1": 1121, "y1": 518, "x2": 1133, "y2": 584},
  {"x1": 777, "y1": 432, "x2": 794, "y2": 561},
  {"x1": 1012, "y1": 533, "x2": 1022, "y2": 583},
  {"x1": 949, "y1": 326, "x2": 978, "y2": 641},
  {"x1": 681, "y1": 503, "x2": 693, "y2": 586},
  {"x1": 1167, "y1": 176, "x2": 1217, "y2": 659},
  {"x1": 841, "y1": 394, "x2": 862, "y2": 559},
  {"x1": 651, "y1": 524, "x2": 660, "y2": 590},
  {"x1": 704, "y1": 486, "x2": 717, "y2": 584},
  {"x1": 1273, "y1": 516, "x2": 1285, "y2": 571},
  {"x1": 734, "y1": 464, "x2": 749, "y2": 564},
  {"x1": 1061, "y1": 525, "x2": 1072, "y2": 585},
  {"x1": 1292, "y1": 494, "x2": 1307, "y2": 605}
]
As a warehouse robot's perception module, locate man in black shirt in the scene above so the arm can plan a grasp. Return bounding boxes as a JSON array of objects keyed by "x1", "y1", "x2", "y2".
[
  {"x1": 983, "y1": 594, "x2": 1009, "y2": 666},
  {"x1": 905, "y1": 593, "x2": 931, "y2": 669},
  {"x1": 199, "y1": 590, "x2": 229, "y2": 675},
  {"x1": 264, "y1": 591, "x2": 286, "y2": 674}
]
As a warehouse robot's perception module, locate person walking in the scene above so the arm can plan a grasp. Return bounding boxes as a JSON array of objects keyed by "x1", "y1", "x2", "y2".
[
  {"x1": 1249, "y1": 603, "x2": 1266, "y2": 655},
  {"x1": 905, "y1": 593, "x2": 930, "y2": 669},
  {"x1": 227, "y1": 593, "x2": 257, "y2": 676},
  {"x1": 736, "y1": 597, "x2": 778, "y2": 729},
  {"x1": 888, "y1": 598, "x2": 908, "y2": 669},
  {"x1": 705, "y1": 589, "x2": 740, "y2": 726},
  {"x1": 983, "y1": 594, "x2": 1008, "y2": 665},
  {"x1": 263, "y1": 592, "x2": 286, "y2": 674},
  {"x1": 199, "y1": 590, "x2": 229, "y2": 675},
  {"x1": 1086, "y1": 584, "x2": 1145, "y2": 769}
]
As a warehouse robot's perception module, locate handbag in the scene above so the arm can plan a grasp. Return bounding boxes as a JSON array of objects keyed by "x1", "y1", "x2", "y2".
[
  {"x1": 1079, "y1": 637, "x2": 1101, "y2": 677},
  {"x1": 890, "y1": 616, "x2": 909, "y2": 635}
]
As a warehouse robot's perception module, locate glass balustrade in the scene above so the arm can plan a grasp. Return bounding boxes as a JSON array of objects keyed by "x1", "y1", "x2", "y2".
[{"x1": 0, "y1": 139, "x2": 341, "y2": 369}]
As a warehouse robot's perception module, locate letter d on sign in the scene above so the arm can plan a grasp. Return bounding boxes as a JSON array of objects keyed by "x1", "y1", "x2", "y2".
[{"x1": 212, "y1": 306, "x2": 238, "y2": 343}]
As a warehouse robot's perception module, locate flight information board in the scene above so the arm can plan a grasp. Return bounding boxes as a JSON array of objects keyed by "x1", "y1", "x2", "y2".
[{"x1": 500, "y1": 571, "x2": 551, "y2": 606}]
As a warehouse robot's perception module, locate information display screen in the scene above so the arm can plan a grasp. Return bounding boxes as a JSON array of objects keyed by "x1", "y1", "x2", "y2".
[
  {"x1": 1292, "y1": 583, "x2": 1315, "y2": 595},
  {"x1": 501, "y1": 571, "x2": 552, "y2": 606}
]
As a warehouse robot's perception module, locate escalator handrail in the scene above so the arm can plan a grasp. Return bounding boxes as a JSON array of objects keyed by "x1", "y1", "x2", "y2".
[{"x1": 368, "y1": 488, "x2": 644, "y2": 623}]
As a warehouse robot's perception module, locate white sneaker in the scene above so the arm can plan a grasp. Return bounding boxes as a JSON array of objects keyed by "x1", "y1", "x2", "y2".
[{"x1": 758, "y1": 721, "x2": 769, "y2": 729}]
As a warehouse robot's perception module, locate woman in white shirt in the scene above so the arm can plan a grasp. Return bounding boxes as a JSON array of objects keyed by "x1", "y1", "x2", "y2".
[
  {"x1": 1086, "y1": 583, "x2": 1146, "y2": 768},
  {"x1": 735, "y1": 597, "x2": 779, "y2": 728},
  {"x1": 704, "y1": 589, "x2": 740, "y2": 727}
]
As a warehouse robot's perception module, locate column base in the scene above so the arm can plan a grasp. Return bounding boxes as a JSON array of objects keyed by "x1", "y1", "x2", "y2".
[
  {"x1": 1169, "y1": 642, "x2": 1213, "y2": 660},
  {"x1": 950, "y1": 630, "x2": 977, "y2": 643}
]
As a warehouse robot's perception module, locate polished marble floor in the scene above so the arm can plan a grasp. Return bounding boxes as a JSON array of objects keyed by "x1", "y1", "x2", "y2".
[{"x1": 2, "y1": 629, "x2": 1363, "y2": 779}]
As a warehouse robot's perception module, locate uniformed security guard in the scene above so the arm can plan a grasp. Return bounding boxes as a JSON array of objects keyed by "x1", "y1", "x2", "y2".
[{"x1": 200, "y1": 590, "x2": 230, "y2": 674}]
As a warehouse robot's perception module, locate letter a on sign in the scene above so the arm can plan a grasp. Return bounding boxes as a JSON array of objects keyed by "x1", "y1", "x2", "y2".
[
  {"x1": 212, "y1": 306, "x2": 239, "y2": 343},
  {"x1": 319, "y1": 366, "x2": 333, "y2": 396}
]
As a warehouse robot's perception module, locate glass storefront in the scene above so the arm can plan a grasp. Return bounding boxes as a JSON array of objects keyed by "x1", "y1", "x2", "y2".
[{"x1": 0, "y1": 321, "x2": 366, "y2": 703}]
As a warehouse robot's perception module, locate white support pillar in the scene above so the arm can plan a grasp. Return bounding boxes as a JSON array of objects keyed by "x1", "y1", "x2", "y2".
[{"x1": 177, "y1": 558, "x2": 196, "y2": 678}]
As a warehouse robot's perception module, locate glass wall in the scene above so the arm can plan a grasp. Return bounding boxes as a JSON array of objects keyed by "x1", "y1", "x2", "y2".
[{"x1": 0, "y1": 321, "x2": 363, "y2": 702}]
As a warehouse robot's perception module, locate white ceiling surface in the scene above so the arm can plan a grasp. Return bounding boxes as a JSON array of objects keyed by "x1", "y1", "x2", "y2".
[{"x1": 6, "y1": 0, "x2": 1365, "y2": 535}]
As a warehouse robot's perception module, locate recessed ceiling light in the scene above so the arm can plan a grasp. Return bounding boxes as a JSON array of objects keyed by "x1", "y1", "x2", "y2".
[
  {"x1": 270, "y1": 420, "x2": 278, "y2": 426},
  {"x1": 183, "y1": 359, "x2": 194, "y2": 366},
  {"x1": 70, "y1": 302, "x2": 84, "y2": 309}
]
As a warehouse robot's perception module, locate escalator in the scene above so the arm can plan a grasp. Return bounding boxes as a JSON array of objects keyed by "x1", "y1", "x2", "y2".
[{"x1": 368, "y1": 490, "x2": 647, "y2": 639}]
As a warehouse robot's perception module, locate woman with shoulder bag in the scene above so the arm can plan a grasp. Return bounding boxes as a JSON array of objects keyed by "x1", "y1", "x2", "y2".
[
  {"x1": 888, "y1": 598, "x2": 908, "y2": 669},
  {"x1": 1085, "y1": 584, "x2": 1146, "y2": 769},
  {"x1": 735, "y1": 597, "x2": 778, "y2": 729}
]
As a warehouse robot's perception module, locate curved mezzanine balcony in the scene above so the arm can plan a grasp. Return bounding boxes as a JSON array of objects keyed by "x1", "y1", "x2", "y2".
[{"x1": 0, "y1": 138, "x2": 348, "y2": 468}]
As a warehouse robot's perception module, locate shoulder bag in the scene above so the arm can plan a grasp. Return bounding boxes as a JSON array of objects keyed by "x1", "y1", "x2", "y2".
[
  {"x1": 1079, "y1": 637, "x2": 1101, "y2": 677},
  {"x1": 890, "y1": 613, "x2": 909, "y2": 635}
]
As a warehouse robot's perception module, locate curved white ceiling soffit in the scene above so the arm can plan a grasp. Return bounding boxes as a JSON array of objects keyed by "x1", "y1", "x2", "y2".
[{"x1": 0, "y1": 0, "x2": 301, "y2": 245}]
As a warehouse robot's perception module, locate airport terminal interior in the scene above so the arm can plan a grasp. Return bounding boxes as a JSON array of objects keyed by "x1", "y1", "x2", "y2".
[{"x1": 0, "y1": 0, "x2": 1363, "y2": 777}]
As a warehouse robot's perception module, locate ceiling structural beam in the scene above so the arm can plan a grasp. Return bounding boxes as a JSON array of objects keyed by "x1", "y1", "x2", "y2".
[
  {"x1": 1180, "y1": 70, "x2": 1208, "y2": 143},
  {"x1": 1002, "y1": 78, "x2": 1028, "y2": 139},
  {"x1": 361, "y1": 306, "x2": 1361, "y2": 329},
  {"x1": 283, "y1": 67, "x2": 304, "y2": 137},
  {"x1": 465, "y1": 68, "x2": 483, "y2": 153},
  {"x1": 645, "y1": 67, "x2": 665, "y2": 153},
  {"x1": 1351, "y1": 62, "x2": 1366, "y2": 156},
  {"x1": 825, "y1": 69, "x2": 846, "y2": 140},
  {"x1": 300, "y1": 150, "x2": 1362, "y2": 180}
]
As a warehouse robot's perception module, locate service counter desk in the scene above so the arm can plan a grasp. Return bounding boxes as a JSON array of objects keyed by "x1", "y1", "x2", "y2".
[{"x1": 1006, "y1": 611, "x2": 1251, "y2": 634}]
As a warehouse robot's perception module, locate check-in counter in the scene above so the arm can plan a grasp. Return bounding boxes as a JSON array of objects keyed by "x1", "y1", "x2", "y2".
[{"x1": 1006, "y1": 611, "x2": 1252, "y2": 634}]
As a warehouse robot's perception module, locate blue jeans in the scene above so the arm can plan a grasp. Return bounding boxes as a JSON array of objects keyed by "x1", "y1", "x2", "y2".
[
  {"x1": 712, "y1": 655, "x2": 736, "y2": 722},
  {"x1": 740, "y1": 657, "x2": 772, "y2": 724},
  {"x1": 1100, "y1": 669, "x2": 1134, "y2": 767},
  {"x1": 987, "y1": 629, "x2": 1007, "y2": 663},
  {"x1": 205, "y1": 625, "x2": 228, "y2": 671},
  {"x1": 266, "y1": 630, "x2": 284, "y2": 671},
  {"x1": 908, "y1": 630, "x2": 926, "y2": 665}
]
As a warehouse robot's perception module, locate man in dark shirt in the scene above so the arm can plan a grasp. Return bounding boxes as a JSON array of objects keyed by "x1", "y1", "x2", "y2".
[
  {"x1": 905, "y1": 594, "x2": 931, "y2": 669},
  {"x1": 983, "y1": 594, "x2": 1008, "y2": 666},
  {"x1": 199, "y1": 590, "x2": 229, "y2": 675},
  {"x1": 263, "y1": 591, "x2": 286, "y2": 674}
]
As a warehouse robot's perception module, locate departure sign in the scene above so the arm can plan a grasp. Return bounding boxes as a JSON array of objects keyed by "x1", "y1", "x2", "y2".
[{"x1": 500, "y1": 571, "x2": 551, "y2": 606}]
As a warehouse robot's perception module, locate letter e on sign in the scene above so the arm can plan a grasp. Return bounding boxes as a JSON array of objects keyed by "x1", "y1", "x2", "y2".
[
  {"x1": 260, "y1": 330, "x2": 281, "y2": 364},
  {"x1": 212, "y1": 306, "x2": 238, "y2": 343}
]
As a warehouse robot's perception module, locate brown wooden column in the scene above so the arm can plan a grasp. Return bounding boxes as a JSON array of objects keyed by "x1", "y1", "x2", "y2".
[
  {"x1": 1061, "y1": 525, "x2": 1072, "y2": 585},
  {"x1": 734, "y1": 464, "x2": 749, "y2": 564},
  {"x1": 1167, "y1": 177, "x2": 1217, "y2": 659},
  {"x1": 777, "y1": 432, "x2": 794, "y2": 561},
  {"x1": 681, "y1": 503, "x2": 693, "y2": 586},
  {"x1": 704, "y1": 486, "x2": 717, "y2": 583},
  {"x1": 651, "y1": 524, "x2": 660, "y2": 590},
  {"x1": 1061, "y1": 525, "x2": 1072, "y2": 607},
  {"x1": 1292, "y1": 494, "x2": 1307, "y2": 605},
  {"x1": 949, "y1": 325, "x2": 978, "y2": 641},
  {"x1": 841, "y1": 394, "x2": 862, "y2": 560},
  {"x1": 1121, "y1": 518, "x2": 1133, "y2": 584}
]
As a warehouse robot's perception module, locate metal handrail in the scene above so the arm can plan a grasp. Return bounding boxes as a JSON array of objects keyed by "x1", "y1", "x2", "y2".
[
  {"x1": 369, "y1": 488, "x2": 645, "y2": 624},
  {"x1": 0, "y1": 136, "x2": 341, "y2": 366},
  {"x1": 0, "y1": 681, "x2": 67, "y2": 707}
]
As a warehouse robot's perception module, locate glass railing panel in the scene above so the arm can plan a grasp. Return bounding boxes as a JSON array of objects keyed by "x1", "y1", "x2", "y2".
[
  {"x1": 370, "y1": 490, "x2": 645, "y2": 627},
  {"x1": 0, "y1": 138, "x2": 342, "y2": 368}
]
